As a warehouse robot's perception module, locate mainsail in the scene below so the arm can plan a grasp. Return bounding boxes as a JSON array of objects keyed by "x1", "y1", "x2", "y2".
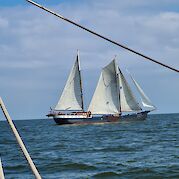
[
  {"x1": 88, "y1": 60, "x2": 120, "y2": 115},
  {"x1": 118, "y1": 68, "x2": 141, "y2": 112},
  {"x1": 55, "y1": 51, "x2": 83, "y2": 111},
  {"x1": 129, "y1": 73, "x2": 156, "y2": 110}
]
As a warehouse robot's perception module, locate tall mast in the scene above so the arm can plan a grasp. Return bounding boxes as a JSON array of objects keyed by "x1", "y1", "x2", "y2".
[
  {"x1": 117, "y1": 70, "x2": 122, "y2": 114},
  {"x1": 77, "y1": 50, "x2": 84, "y2": 111},
  {"x1": 114, "y1": 58, "x2": 121, "y2": 114}
]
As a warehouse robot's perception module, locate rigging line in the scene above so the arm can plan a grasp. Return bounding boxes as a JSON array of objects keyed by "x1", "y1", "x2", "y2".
[{"x1": 26, "y1": 0, "x2": 179, "y2": 73}]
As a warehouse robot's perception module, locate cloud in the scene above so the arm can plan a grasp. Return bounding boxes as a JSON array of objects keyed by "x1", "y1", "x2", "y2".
[
  {"x1": 0, "y1": 0, "x2": 179, "y2": 119},
  {"x1": 0, "y1": 16, "x2": 8, "y2": 28}
]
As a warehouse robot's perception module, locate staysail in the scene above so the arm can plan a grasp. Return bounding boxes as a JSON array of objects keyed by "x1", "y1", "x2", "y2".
[
  {"x1": 88, "y1": 60, "x2": 120, "y2": 115},
  {"x1": 129, "y1": 73, "x2": 156, "y2": 110},
  {"x1": 55, "y1": 51, "x2": 83, "y2": 111},
  {"x1": 118, "y1": 68, "x2": 141, "y2": 112}
]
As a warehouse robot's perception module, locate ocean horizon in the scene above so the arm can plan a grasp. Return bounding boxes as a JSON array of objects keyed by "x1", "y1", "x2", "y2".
[{"x1": 0, "y1": 112, "x2": 177, "y2": 121}]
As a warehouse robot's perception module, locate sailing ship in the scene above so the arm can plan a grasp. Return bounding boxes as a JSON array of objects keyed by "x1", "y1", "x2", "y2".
[
  {"x1": 47, "y1": 52, "x2": 156, "y2": 125},
  {"x1": 47, "y1": 51, "x2": 91, "y2": 124}
]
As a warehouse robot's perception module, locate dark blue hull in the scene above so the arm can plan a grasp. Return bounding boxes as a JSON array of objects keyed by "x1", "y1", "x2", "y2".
[
  {"x1": 54, "y1": 116, "x2": 107, "y2": 125},
  {"x1": 53, "y1": 111, "x2": 149, "y2": 125}
]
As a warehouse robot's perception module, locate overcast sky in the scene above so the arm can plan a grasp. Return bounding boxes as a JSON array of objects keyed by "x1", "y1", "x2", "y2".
[{"x1": 0, "y1": 0, "x2": 179, "y2": 119}]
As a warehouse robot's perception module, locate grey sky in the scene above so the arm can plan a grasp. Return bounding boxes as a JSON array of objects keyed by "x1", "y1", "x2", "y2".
[{"x1": 0, "y1": 0, "x2": 179, "y2": 119}]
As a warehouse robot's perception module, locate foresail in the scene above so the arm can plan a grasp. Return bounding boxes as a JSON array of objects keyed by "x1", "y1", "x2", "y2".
[
  {"x1": 88, "y1": 60, "x2": 120, "y2": 115},
  {"x1": 118, "y1": 69, "x2": 141, "y2": 112},
  {"x1": 55, "y1": 53, "x2": 83, "y2": 111},
  {"x1": 129, "y1": 73, "x2": 156, "y2": 110}
]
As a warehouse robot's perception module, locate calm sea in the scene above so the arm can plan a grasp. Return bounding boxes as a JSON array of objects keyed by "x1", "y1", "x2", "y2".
[{"x1": 0, "y1": 113, "x2": 179, "y2": 179}]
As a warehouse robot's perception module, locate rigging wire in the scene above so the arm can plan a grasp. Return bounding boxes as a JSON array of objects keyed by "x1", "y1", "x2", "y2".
[{"x1": 26, "y1": 0, "x2": 179, "y2": 73}]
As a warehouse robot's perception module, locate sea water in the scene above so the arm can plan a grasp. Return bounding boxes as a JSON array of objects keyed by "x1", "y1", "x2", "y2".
[{"x1": 0, "y1": 113, "x2": 179, "y2": 179}]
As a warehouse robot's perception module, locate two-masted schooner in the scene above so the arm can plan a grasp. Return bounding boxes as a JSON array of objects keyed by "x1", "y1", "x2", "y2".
[{"x1": 47, "y1": 51, "x2": 156, "y2": 125}]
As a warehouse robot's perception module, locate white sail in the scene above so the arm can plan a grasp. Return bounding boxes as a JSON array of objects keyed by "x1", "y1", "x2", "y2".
[
  {"x1": 118, "y1": 69, "x2": 141, "y2": 112},
  {"x1": 55, "y1": 52, "x2": 83, "y2": 111},
  {"x1": 129, "y1": 73, "x2": 156, "y2": 110},
  {"x1": 88, "y1": 60, "x2": 120, "y2": 115}
]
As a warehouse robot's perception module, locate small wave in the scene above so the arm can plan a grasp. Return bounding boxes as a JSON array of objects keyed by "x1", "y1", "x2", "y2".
[
  {"x1": 92, "y1": 171, "x2": 120, "y2": 178},
  {"x1": 92, "y1": 146, "x2": 137, "y2": 152},
  {"x1": 41, "y1": 162, "x2": 97, "y2": 173},
  {"x1": 5, "y1": 164, "x2": 27, "y2": 172},
  {"x1": 62, "y1": 163, "x2": 97, "y2": 170}
]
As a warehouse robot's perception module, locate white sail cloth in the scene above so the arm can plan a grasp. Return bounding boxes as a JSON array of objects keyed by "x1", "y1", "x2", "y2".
[
  {"x1": 88, "y1": 60, "x2": 120, "y2": 115},
  {"x1": 118, "y1": 69, "x2": 141, "y2": 112},
  {"x1": 55, "y1": 53, "x2": 83, "y2": 111},
  {"x1": 129, "y1": 73, "x2": 156, "y2": 110}
]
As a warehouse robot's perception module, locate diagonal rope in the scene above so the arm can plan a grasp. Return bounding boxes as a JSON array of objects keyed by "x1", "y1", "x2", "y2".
[{"x1": 26, "y1": 0, "x2": 179, "y2": 73}]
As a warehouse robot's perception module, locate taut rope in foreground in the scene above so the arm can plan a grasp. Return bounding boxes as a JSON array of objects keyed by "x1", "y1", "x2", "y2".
[
  {"x1": 0, "y1": 158, "x2": 5, "y2": 179},
  {"x1": 26, "y1": 0, "x2": 179, "y2": 73},
  {"x1": 0, "y1": 98, "x2": 42, "y2": 179}
]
